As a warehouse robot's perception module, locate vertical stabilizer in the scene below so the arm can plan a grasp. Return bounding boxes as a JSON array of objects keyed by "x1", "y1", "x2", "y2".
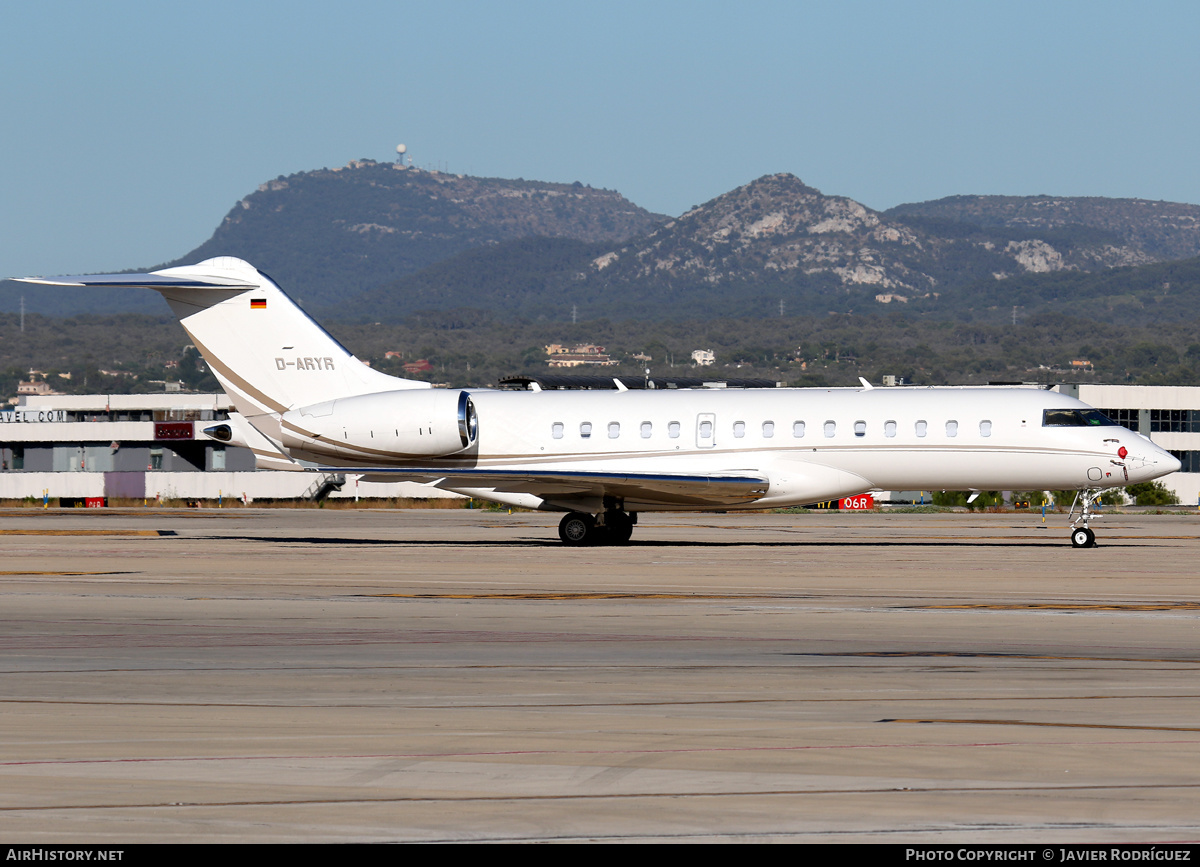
[{"x1": 17, "y1": 257, "x2": 429, "y2": 445}]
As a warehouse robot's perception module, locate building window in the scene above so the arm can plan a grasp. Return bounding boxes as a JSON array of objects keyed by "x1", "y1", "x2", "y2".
[
  {"x1": 552, "y1": 422, "x2": 564, "y2": 439},
  {"x1": 1169, "y1": 450, "x2": 1200, "y2": 473},
  {"x1": 733, "y1": 421, "x2": 746, "y2": 438},
  {"x1": 1100, "y1": 408, "x2": 1138, "y2": 429},
  {"x1": 762, "y1": 421, "x2": 774, "y2": 438},
  {"x1": 212, "y1": 446, "x2": 226, "y2": 470},
  {"x1": 1150, "y1": 409, "x2": 1200, "y2": 433},
  {"x1": 150, "y1": 447, "x2": 163, "y2": 470}
]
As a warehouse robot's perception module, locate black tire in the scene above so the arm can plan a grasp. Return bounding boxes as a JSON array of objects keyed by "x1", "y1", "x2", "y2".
[
  {"x1": 605, "y1": 512, "x2": 634, "y2": 545},
  {"x1": 1071, "y1": 528, "x2": 1095, "y2": 548},
  {"x1": 558, "y1": 512, "x2": 594, "y2": 546}
]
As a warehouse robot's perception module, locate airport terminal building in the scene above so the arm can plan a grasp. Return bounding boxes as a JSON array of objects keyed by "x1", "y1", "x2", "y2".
[{"x1": 0, "y1": 392, "x2": 456, "y2": 502}]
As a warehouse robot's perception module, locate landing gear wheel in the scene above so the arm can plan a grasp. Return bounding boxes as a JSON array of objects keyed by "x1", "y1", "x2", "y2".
[
  {"x1": 558, "y1": 512, "x2": 595, "y2": 546},
  {"x1": 1071, "y1": 527, "x2": 1096, "y2": 548},
  {"x1": 604, "y1": 512, "x2": 634, "y2": 545}
]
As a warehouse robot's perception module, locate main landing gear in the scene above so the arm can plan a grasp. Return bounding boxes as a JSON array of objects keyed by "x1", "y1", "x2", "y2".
[
  {"x1": 557, "y1": 509, "x2": 636, "y2": 546},
  {"x1": 1067, "y1": 488, "x2": 1101, "y2": 548}
]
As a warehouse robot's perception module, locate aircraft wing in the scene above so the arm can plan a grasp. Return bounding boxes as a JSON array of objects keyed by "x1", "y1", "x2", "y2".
[{"x1": 327, "y1": 467, "x2": 770, "y2": 507}]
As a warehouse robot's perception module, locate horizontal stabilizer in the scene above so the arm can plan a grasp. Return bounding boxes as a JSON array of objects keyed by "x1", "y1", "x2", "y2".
[{"x1": 17, "y1": 273, "x2": 256, "y2": 290}]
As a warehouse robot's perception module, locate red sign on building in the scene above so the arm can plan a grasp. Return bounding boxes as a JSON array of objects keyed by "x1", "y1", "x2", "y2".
[{"x1": 154, "y1": 422, "x2": 193, "y2": 440}]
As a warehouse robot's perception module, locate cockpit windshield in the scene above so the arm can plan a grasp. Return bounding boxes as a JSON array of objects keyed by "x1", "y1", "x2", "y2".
[{"x1": 1042, "y1": 409, "x2": 1118, "y2": 427}]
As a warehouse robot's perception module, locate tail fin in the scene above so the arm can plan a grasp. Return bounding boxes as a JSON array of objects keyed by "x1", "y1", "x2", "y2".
[{"x1": 19, "y1": 257, "x2": 427, "y2": 442}]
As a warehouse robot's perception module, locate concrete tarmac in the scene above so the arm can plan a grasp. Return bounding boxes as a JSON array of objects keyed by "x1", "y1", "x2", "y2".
[{"x1": 0, "y1": 506, "x2": 1198, "y2": 843}]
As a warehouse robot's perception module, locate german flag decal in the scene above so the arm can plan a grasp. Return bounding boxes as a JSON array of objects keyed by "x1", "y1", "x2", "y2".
[{"x1": 251, "y1": 298, "x2": 267, "y2": 309}]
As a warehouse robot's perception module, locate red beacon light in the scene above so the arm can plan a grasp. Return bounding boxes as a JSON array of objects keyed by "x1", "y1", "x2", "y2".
[{"x1": 1118, "y1": 446, "x2": 1128, "y2": 459}]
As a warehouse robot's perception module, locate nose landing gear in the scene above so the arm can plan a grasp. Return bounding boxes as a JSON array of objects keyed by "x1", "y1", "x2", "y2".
[{"x1": 1067, "y1": 488, "x2": 1102, "y2": 548}]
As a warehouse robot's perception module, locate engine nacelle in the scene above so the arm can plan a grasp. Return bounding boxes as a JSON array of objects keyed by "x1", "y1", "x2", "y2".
[{"x1": 279, "y1": 389, "x2": 477, "y2": 462}]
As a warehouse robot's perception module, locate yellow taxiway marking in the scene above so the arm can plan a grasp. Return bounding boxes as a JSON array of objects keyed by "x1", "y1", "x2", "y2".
[
  {"x1": 917, "y1": 602, "x2": 1200, "y2": 611},
  {"x1": 364, "y1": 592, "x2": 780, "y2": 600},
  {"x1": 0, "y1": 570, "x2": 134, "y2": 576},
  {"x1": 884, "y1": 718, "x2": 1200, "y2": 733},
  {"x1": 0, "y1": 529, "x2": 172, "y2": 536}
]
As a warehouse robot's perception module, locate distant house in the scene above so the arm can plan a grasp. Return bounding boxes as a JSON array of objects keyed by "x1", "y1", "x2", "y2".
[
  {"x1": 403, "y1": 359, "x2": 434, "y2": 374},
  {"x1": 18, "y1": 381, "x2": 61, "y2": 397},
  {"x1": 545, "y1": 343, "x2": 617, "y2": 368},
  {"x1": 691, "y1": 349, "x2": 715, "y2": 367}
]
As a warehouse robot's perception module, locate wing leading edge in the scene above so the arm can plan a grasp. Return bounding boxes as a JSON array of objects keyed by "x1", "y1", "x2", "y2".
[{"x1": 327, "y1": 467, "x2": 770, "y2": 507}]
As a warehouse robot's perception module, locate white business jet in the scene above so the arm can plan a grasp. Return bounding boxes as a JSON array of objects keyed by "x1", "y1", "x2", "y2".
[{"x1": 18, "y1": 257, "x2": 1180, "y2": 547}]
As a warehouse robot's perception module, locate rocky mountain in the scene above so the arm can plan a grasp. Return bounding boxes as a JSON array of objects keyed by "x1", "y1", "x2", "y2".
[
  {"x1": 579, "y1": 174, "x2": 1174, "y2": 304},
  {"x1": 330, "y1": 173, "x2": 1200, "y2": 323},
  {"x1": 10, "y1": 164, "x2": 1200, "y2": 324},
  {"x1": 0, "y1": 159, "x2": 665, "y2": 315},
  {"x1": 166, "y1": 159, "x2": 665, "y2": 308},
  {"x1": 886, "y1": 195, "x2": 1200, "y2": 262}
]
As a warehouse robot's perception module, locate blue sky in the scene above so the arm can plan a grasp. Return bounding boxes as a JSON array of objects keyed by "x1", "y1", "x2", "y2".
[{"x1": 4, "y1": 0, "x2": 1199, "y2": 277}]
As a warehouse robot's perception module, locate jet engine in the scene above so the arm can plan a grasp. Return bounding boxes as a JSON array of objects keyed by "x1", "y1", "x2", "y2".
[{"x1": 279, "y1": 389, "x2": 477, "y2": 462}]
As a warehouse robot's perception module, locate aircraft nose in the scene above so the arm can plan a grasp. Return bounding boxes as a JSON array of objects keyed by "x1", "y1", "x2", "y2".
[{"x1": 1137, "y1": 445, "x2": 1181, "y2": 478}]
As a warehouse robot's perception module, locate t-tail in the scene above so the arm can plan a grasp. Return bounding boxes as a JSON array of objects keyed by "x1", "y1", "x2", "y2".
[{"x1": 17, "y1": 257, "x2": 428, "y2": 447}]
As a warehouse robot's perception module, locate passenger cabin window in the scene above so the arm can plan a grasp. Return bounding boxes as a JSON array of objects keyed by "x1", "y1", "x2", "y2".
[
  {"x1": 699, "y1": 420, "x2": 713, "y2": 438},
  {"x1": 580, "y1": 422, "x2": 592, "y2": 439},
  {"x1": 1042, "y1": 409, "x2": 1118, "y2": 427},
  {"x1": 946, "y1": 420, "x2": 959, "y2": 437},
  {"x1": 824, "y1": 420, "x2": 836, "y2": 438},
  {"x1": 551, "y1": 422, "x2": 564, "y2": 439},
  {"x1": 668, "y1": 421, "x2": 681, "y2": 438},
  {"x1": 980, "y1": 420, "x2": 992, "y2": 437},
  {"x1": 640, "y1": 421, "x2": 652, "y2": 438},
  {"x1": 916, "y1": 420, "x2": 928, "y2": 437},
  {"x1": 793, "y1": 421, "x2": 805, "y2": 438},
  {"x1": 884, "y1": 420, "x2": 897, "y2": 437},
  {"x1": 608, "y1": 422, "x2": 620, "y2": 439},
  {"x1": 762, "y1": 421, "x2": 774, "y2": 438},
  {"x1": 733, "y1": 421, "x2": 746, "y2": 438},
  {"x1": 854, "y1": 420, "x2": 866, "y2": 438}
]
